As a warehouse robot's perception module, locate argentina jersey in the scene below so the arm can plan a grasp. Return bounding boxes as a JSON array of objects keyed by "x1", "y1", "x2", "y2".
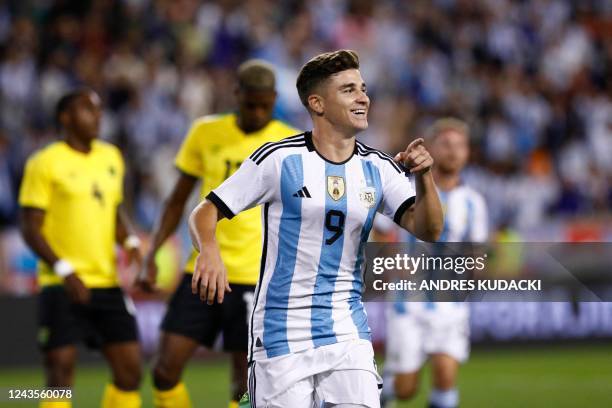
[
  {"x1": 395, "y1": 183, "x2": 489, "y2": 314},
  {"x1": 207, "y1": 132, "x2": 416, "y2": 361},
  {"x1": 404, "y1": 184, "x2": 488, "y2": 244}
]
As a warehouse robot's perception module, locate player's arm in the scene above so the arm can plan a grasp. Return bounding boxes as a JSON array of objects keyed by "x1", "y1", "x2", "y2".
[
  {"x1": 19, "y1": 207, "x2": 90, "y2": 303},
  {"x1": 189, "y1": 154, "x2": 274, "y2": 304},
  {"x1": 135, "y1": 172, "x2": 198, "y2": 291},
  {"x1": 395, "y1": 139, "x2": 443, "y2": 242},
  {"x1": 19, "y1": 208, "x2": 60, "y2": 272},
  {"x1": 188, "y1": 199, "x2": 229, "y2": 305},
  {"x1": 399, "y1": 171, "x2": 443, "y2": 242},
  {"x1": 116, "y1": 204, "x2": 142, "y2": 268}
]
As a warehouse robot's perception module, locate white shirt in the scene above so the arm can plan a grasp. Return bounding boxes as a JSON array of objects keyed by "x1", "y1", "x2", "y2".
[
  {"x1": 209, "y1": 132, "x2": 416, "y2": 361},
  {"x1": 395, "y1": 183, "x2": 489, "y2": 314}
]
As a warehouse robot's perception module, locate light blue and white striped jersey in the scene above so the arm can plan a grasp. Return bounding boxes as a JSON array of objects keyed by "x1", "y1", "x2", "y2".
[
  {"x1": 405, "y1": 183, "x2": 488, "y2": 243},
  {"x1": 394, "y1": 183, "x2": 489, "y2": 314},
  {"x1": 208, "y1": 132, "x2": 416, "y2": 361}
]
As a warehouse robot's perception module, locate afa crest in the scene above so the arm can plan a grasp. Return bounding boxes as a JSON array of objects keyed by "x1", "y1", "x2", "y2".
[
  {"x1": 359, "y1": 186, "x2": 377, "y2": 208},
  {"x1": 327, "y1": 176, "x2": 345, "y2": 201}
]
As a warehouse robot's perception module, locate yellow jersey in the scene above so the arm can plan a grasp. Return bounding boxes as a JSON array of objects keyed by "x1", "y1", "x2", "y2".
[
  {"x1": 175, "y1": 113, "x2": 299, "y2": 285},
  {"x1": 19, "y1": 140, "x2": 125, "y2": 288}
]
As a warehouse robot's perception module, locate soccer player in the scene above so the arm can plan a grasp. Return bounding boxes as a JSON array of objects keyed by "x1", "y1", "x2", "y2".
[
  {"x1": 134, "y1": 60, "x2": 298, "y2": 408},
  {"x1": 381, "y1": 118, "x2": 489, "y2": 408},
  {"x1": 18, "y1": 89, "x2": 143, "y2": 408},
  {"x1": 188, "y1": 50, "x2": 443, "y2": 407}
]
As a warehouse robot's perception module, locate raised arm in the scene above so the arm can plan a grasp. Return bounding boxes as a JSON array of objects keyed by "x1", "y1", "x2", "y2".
[
  {"x1": 399, "y1": 171, "x2": 443, "y2": 241},
  {"x1": 395, "y1": 139, "x2": 443, "y2": 242}
]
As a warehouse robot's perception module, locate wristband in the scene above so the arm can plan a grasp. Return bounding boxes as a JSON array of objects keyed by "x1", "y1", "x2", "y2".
[
  {"x1": 123, "y1": 235, "x2": 141, "y2": 250},
  {"x1": 53, "y1": 259, "x2": 75, "y2": 278}
]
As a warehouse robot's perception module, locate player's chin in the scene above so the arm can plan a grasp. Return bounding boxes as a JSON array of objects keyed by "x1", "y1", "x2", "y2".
[
  {"x1": 85, "y1": 128, "x2": 99, "y2": 140},
  {"x1": 351, "y1": 118, "x2": 368, "y2": 131},
  {"x1": 439, "y1": 163, "x2": 460, "y2": 173}
]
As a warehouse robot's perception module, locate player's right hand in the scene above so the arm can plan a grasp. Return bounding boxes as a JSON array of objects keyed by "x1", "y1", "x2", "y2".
[
  {"x1": 191, "y1": 243, "x2": 231, "y2": 305},
  {"x1": 134, "y1": 254, "x2": 158, "y2": 292},
  {"x1": 395, "y1": 138, "x2": 434, "y2": 175},
  {"x1": 63, "y1": 273, "x2": 91, "y2": 304}
]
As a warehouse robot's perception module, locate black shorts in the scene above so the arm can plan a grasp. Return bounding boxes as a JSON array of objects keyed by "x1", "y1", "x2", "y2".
[
  {"x1": 38, "y1": 286, "x2": 139, "y2": 351},
  {"x1": 161, "y1": 273, "x2": 255, "y2": 351}
]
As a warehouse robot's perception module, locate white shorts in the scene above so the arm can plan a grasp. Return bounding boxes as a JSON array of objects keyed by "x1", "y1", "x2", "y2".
[
  {"x1": 248, "y1": 339, "x2": 382, "y2": 408},
  {"x1": 385, "y1": 303, "x2": 470, "y2": 374}
]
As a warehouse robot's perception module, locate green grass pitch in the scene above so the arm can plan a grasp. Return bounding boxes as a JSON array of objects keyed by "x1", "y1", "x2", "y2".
[{"x1": 0, "y1": 344, "x2": 610, "y2": 407}]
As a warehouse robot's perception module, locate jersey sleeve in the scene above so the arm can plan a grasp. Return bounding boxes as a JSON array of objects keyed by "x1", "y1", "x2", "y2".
[
  {"x1": 206, "y1": 157, "x2": 275, "y2": 219},
  {"x1": 379, "y1": 164, "x2": 416, "y2": 225},
  {"x1": 19, "y1": 153, "x2": 52, "y2": 210},
  {"x1": 469, "y1": 193, "x2": 489, "y2": 242},
  {"x1": 174, "y1": 121, "x2": 204, "y2": 177}
]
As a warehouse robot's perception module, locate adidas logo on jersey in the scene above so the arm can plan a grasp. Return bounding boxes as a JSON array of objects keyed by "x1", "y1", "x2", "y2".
[{"x1": 292, "y1": 186, "x2": 311, "y2": 198}]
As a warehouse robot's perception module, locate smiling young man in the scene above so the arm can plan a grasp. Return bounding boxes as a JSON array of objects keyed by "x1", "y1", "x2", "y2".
[{"x1": 188, "y1": 50, "x2": 443, "y2": 407}]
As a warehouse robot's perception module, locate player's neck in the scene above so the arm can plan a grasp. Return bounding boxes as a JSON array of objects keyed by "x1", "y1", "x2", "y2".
[
  {"x1": 65, "y1": 134, "x2": 93, "y2": 154},
  {"x1": 236, "y1": 116, "x2": 260, "y2": 134},
  {"x1": 433, "y1": 169, "x2": 461, "y2": 191},
  {"x1": 311, "y1": 123, "x2": 356, "y2": 163}
]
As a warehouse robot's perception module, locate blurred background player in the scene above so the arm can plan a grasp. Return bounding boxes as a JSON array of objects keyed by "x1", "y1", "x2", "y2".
[
  {"x1": 381, "y1": 118, "x2": 489, "y2": 408},
  {"x1": 18, "y1": 89, "x2": 143, "y2": 408},
  {"x1": 135, "y1": 60, "x2": 298, "y2": 408}
]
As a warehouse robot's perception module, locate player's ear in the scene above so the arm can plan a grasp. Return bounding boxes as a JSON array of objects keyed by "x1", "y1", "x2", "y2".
[
  {"x1": 268, "y1": 90, "x2": 278, "y2": 104},
  {"x1": 308, "y1": 94, "x2": 324, "y2": 116}
]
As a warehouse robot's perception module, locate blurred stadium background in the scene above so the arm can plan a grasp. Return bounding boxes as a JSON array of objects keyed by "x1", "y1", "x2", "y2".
[{"x1": 0, "y1": 0, "x2": 610, "y2": 406}]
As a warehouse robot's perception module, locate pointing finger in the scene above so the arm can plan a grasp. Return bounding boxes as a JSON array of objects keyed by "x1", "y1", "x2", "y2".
[{"x1": 405, "y1": 138, "x2": 425, "y2": 153}]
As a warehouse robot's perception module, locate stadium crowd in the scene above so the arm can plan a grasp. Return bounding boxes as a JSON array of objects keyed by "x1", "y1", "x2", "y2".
[{"x1": 0, "y1": 0, "x2": 610, "y2": 238}]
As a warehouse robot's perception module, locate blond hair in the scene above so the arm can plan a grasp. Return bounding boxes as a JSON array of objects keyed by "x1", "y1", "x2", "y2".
[
  {"x1": 426, "y1": 117, "x2": 469, "y2": 140},
  {"x1": 237, "y1": 59, "x2": 276, "y2": 91}
]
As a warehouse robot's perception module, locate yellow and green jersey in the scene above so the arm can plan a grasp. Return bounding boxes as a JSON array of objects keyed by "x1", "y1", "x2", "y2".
[
  {"x1": 175, "y1": 113, "x2": 298, "y2": 285},
  {"x1": 19, "y1": 140, "x2": 124, "y2": 288}
]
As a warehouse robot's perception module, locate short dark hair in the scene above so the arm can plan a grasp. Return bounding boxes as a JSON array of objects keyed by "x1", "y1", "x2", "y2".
[
  {"x1": 55, "y1": 88, "x2": 90, "y2": 128},
  {"x1": 237, "y1": 59, "x2": 276, "y2": 91},
  {"x1": 296, "y1": 50, "x2": 360, "y2": 108}
]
